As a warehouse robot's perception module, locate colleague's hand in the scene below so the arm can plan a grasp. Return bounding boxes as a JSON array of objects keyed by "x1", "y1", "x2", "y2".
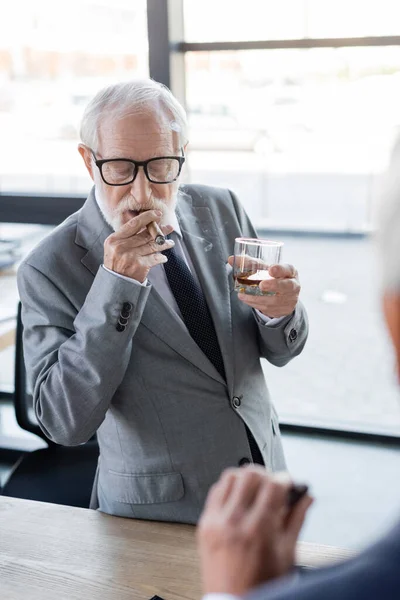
[
  {"x1": 228, "y1": 256, "x2": 301, "y2": 318},
  {"x1": 197, "y1": 466, "x2": 313, "y2": 596},
  {"x1": 104, "y1": 210, "x2": 174, "y2": 282}
]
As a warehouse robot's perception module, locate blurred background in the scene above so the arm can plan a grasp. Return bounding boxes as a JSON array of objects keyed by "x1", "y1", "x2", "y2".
[{"x1": 1, "y1": 0, "x2": 400, "y2": 443}]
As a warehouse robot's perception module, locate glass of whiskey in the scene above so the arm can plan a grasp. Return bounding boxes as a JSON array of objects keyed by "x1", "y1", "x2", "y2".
[{"x1": 233, "y1": 237, "x2": 283, "y2": 296}]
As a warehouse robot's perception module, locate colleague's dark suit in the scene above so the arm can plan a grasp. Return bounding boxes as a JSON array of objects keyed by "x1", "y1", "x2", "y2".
[{"x1": 247, "y1": 518, "x2": 400, "y2": 600}]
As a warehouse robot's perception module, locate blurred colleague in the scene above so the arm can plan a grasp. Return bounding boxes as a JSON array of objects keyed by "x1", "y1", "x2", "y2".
[
  {"x1": 17, "y1": 79, "x2": 308, "y2": 522},
  {"x1": 197, "y1": 140, "x2": 400, "y2": 598}
]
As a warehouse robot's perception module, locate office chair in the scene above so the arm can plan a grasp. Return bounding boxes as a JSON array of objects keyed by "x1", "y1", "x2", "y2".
[{"x1": 1, "y1": 302, "x2": 99, "y2": 507}]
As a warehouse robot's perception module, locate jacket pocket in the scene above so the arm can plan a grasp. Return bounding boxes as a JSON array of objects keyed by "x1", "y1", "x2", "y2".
[{"x1": 104, "y1": 470, "x2": 184, "y2": 504}]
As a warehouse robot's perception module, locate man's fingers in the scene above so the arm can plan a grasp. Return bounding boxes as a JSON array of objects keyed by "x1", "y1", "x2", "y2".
[
  {"x1": 244, "y1": 478, "x2": 273, "y2": 531},
  {"x1": 238, "y1": 293, "x2": 296, "y2": 317},
  {"x1": 113, "y1": 210, "x2": 163, "y2": 240},
  {"x1": 269, "y1": 263, "x2": 298, "y2": 279},
  {"x1": 140, "y1": 238, "x2": 175, "y2": 256},
  {"x1": 223, "y1": 469, "x2": 267, "y2": 520},
  {"x1": 238, "y1": 292, "x2": 297, "y2": 306},
  {"x1": 264, "y1": 474, "x2": 293, "y2": 512},
  {"x1": 259, "y1": 278, "x2": 300, "y2": 295},
  {"x1": 232, "y1": 254, "x2": 269, "y2": 272},
  {"x1": 201, "y1": 469, "x2": 239, "y2": 516},
  {"x1": 218, "y1": 466, "x2": 271, "y2": 520},
  {"x1": 227, "y1": 254, "x2": 266, "y2": 269},
  {"x1": 141, "y1": 251, "x2": 168, "y2": 268},
  {"x1": 161, "y1": 224, "x2": 174, "y2": 235},
  {"x1": 109, "y1": 222, "x2": 175, "y2": 251},
  {"x1": 244, "y1": 473, "x2": 293, "y2": 531},
  {"x1": 210, "y1": 469, "x2": 238, "y2": 508},
  {"x1": 285, "y1": 495, "x2": 314, "y2": 544},
  {"x1": 146, "y1": 223, "x2": 174, "y2": 243},
  {"x1": 115, "y1": 228, "x2": 154, "y2": 248}
]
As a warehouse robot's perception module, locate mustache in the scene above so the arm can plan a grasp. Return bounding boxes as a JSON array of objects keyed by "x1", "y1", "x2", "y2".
[{"x1": 112, "y1": 196, "x2": 165, "y2": 216}]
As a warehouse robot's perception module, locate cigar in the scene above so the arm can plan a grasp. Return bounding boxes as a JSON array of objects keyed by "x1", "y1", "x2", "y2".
[
  {"x1": 147, "y1": 221, "x2": 166, "y2": 245},
  {"x1": 287, "y1": 484, "x2": 309, "y2": 508}
]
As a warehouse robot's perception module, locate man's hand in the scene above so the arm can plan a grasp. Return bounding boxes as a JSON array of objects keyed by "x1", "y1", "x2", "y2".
[
  {"x1": 197, "y1": 466, "x2": 313, "y2": 596},
  {"x1": 104, "y1": 210, "x2": 174, "y2": 282},
  {"x1": 228, "y1": 256, "x2": 301, "y2": 318}
]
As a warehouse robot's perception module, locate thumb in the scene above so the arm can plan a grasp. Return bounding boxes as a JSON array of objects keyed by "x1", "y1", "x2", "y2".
[{"x1": 227, "y1": 255, "x2": 234, "y2": 267}]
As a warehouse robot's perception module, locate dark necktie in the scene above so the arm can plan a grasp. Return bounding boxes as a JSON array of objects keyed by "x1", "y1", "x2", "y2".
[{"x1": 163, "y1": 243, "x2": 264, "y2": 465}]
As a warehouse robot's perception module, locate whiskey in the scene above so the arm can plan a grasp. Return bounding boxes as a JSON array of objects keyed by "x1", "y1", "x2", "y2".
[
  {"x1": 235, "y1": 269, "x2": 272, "y2": 286},
  {"x1": 235, "y1": 269, "x2": 274, "y2": 295}
]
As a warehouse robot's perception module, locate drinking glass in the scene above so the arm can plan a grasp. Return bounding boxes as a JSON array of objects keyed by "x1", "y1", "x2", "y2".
[{"x1": 233, "y1": 237, "x2": 283, "y2": 295}]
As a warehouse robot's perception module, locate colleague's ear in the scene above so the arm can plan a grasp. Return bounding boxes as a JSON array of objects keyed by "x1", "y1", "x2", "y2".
[
  {"x1": 382, "y1": 292, "x2": 400, "y2": 382},
  {"x1": 78, "y1": 144, "x2": 95, "y2": 181}
]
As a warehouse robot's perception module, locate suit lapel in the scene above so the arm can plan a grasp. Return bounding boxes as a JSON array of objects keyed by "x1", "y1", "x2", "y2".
[
  {"x1": 75, "y1": 187, "x2": 112, "y2": 276},
  {"x1": 140, "y1": 287, "x2": 226, "y2": 385},
  {"x1": 74, "y1": 187, "x2": 232, "y2": 387}
]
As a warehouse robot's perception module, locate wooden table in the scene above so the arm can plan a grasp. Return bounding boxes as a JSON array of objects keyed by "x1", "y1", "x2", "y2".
[{"x1": 0, "y1": 496, "x2": 354, "y2": 600}]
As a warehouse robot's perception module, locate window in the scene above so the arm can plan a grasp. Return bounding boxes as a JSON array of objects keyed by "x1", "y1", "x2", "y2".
[
  {"x1": 0, "y1": 0, "x2": 148, "y2": 195},
  {"x1": 185, "y1": 46, "x2": 399, "y2": 231},
  {"x1": 182, "y1": 0, "x2": 400, "y2": 434},
  {"x1": 0, "y1": 0, "x2": 148, "y2": 395},
  {"x1": 184, "y1": 0, "x2": 400, "y2": 42}
]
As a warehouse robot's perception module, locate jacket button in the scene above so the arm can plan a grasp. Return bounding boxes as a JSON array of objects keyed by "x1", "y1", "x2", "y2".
[
  {"x1": 116, "y1": 322, "x2": 126, "y2": 332},
  {"x1": 239, "y1": 457, "x2": 251, "y2": 466},
  {"x1": 232, "y1": 396, "x2": 241, "y2": 408},
  {"x1": 122, "y1": 302, "x2": 133, "y2": 313},
  {"x1": 289, "y1": 328, "x2": 298, "y2": 342},
  {"x1": 119, "y1": 316, "x2": 129, "y2": 324}
]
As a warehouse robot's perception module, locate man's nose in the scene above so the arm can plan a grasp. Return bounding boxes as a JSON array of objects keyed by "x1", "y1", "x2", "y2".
[{"x1": 129, "y1": 167, "x2": 152, "y2": 203}]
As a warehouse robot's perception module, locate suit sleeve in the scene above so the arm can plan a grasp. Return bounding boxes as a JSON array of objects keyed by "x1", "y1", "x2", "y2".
[
  {"x1": 228, "y1": 189, "x2": 308, "y2": 367},
  {"x1": 244, "y1": 556, "x2": 395, "y2": 600},
  {"x1": 17, "y1": 261, "x2": 151, "y2": 445},
  {"x1": 243, "y1": 521, "x2": 400, "y2": 600}
]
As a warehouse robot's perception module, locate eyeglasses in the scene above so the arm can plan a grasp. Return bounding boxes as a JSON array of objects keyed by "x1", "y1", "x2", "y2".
[{"x1": 90, "y1": 149, "x2": 185, "y2": 186}]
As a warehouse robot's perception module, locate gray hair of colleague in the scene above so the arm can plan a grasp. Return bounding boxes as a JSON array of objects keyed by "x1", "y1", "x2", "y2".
[
  {"x1": 79, "y1": 79, "x2": 188, "y2": 151},
  {"x1": 376, "y1": 136, "x2": 400, "y2": 293},
  {"x1": 376, "y1": 136, "x2": 400, "y2": 379}
]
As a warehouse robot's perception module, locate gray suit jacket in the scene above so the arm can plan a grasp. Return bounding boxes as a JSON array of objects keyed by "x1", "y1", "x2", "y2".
[{"x1": 17, "y1": 184, "x2": 308, "y2": 523}]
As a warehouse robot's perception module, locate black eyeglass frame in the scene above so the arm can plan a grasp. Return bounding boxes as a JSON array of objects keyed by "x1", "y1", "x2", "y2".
[{"x1": 90, "y1": 149, "x2": 186, "y2": 186}]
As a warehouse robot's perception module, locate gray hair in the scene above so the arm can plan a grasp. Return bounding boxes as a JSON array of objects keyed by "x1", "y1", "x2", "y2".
[
  {"x1": 79, "y1": 79, "x2": 188, "y2": 151},
  {"x1": 376, "y1": 136, "x2": 400, "y2": 293}
]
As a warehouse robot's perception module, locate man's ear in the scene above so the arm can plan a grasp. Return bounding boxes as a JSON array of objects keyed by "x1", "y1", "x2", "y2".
[{"x1": 78, "y1": 144, "x2": 95, "y2": 181}]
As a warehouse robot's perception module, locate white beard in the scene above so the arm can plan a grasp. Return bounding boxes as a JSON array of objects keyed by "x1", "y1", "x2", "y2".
[
  {"x1": 95, "y1": 188, "x2": 178, "y2": 232},
  {"x1": 95, "y1": 190, "x2": 120, "y2": 231}
]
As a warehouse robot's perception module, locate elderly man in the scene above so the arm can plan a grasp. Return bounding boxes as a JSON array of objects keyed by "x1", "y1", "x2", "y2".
[
  {"x1": 197, "y1": 140, "x2": 400, "y2": 598},
  {"x1": 17, "y1": 79, "x2": 308, "y2": 523}
]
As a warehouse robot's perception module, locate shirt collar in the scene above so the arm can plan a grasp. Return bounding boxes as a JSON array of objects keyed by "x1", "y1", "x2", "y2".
[{"x1": 168, "y1": 211, "x2": 181, "y2": 238}]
